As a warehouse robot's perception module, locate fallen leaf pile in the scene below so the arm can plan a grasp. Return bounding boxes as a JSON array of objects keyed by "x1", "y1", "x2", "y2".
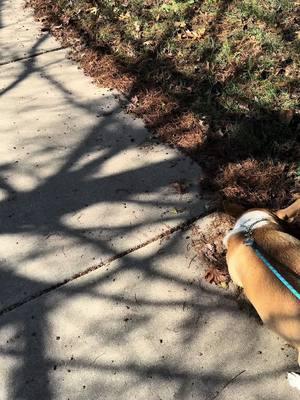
[{"x1": 191, "y1": 212, "x2": 235, "y2": 287}]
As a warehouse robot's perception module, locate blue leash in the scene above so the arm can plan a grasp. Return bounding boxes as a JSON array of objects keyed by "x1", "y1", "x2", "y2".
[{"x1": 245, "y1": 237, "x2": 300, "y2": 301}]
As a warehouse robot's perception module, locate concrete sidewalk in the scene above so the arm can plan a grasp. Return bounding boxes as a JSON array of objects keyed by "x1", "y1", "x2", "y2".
[
  {"x1": 0, "y1": 1, "x2": 298, "y2": 399},
  {"x1": 0, "y1": 0, "x2": 209, "y2": 311}
]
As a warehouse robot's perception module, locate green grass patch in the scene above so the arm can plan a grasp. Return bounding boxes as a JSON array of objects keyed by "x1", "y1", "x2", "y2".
[{"x1": 57, "y1": 1, "x2": 298, "y2": 111}]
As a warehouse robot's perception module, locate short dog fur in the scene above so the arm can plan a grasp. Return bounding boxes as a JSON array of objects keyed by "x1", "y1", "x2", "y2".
[{"x1": 224, "y1": 199, "x2": 300, "y2": 389}]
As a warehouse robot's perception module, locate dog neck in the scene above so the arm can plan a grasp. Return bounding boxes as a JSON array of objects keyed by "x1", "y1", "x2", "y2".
[{"x1": 223, "y1": 210, "x2": 277, "y2": 248}]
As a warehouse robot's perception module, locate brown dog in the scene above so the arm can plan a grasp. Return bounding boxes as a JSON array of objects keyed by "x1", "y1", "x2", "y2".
[{"x1": 223, "y1": 199, "x2": 300, "y2": 390}]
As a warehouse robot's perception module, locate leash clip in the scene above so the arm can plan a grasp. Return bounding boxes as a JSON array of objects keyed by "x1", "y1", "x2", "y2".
[
  {"x1": 244, "y1": 236, "x2": 254, "y2": 246},
  {"x1": 242, "y1": 217, "x2": 270, "y2": 247},
  {"x1": 244, "y1": 227, "x2": 254, "y2": 246}
]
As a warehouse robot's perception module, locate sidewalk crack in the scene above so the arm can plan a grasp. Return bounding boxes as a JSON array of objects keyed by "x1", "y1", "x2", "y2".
[
  {"x1": 0, "y1": 46, "x2": 66, "y2": 67},
  {"x1": 0, "y1": 210, "x2": 215, "y2": 317}
]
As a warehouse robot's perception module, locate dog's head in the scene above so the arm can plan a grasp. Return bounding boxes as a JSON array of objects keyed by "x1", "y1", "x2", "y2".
[
  {"x1": 223, "y1": 199, "x2": 300, "y2": 221},
  {"x1": 223, "y1": 199, "x2": 300, "y2": 240}
]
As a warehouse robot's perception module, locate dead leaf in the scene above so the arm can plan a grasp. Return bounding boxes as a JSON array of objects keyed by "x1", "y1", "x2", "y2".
[
  {"x1": 171, "y1": 181, "x2": 187, "y2": 194},
  {"x1": 131, "y1": 95, "x2": 139, "y2": 105},
  {"x1": 88, "y1": 7, "x2": 98, "y2": 15},
  {"x1": 204, "y1": 266, "x2": 229, "y2": 285},
  {"x1": 202, "y1": 243, "x2": 218, "y2": 263},
  {"x1": 174, "y1": 21, "x2": 186, "y2": 28},
  {"x1": 219, "y1": 281, "x2": 229, "y2": 289},
  {"x1": 134, "y1": 21, "x2": 141, "y2": 32},
  {"x1": 143, "y1": 40, "x2": 154, "y2": 47},
  {"x1": 119, "y1": 12, "x2": 131, "y2": 21}
]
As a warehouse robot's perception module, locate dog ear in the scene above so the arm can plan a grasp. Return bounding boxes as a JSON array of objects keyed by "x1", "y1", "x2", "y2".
[
  {"x1": 223, "y1": 201, "x2": 246, "y2": 218},
  {"x1": 276, "y1": 199, "x2": 300, "y2": 221}
]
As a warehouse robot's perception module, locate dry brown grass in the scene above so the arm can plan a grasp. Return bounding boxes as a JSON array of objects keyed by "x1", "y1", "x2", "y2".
[
  {"x1": 191, "y1": 212, "x2": 235, "y2": 286},
  {"x1": 81, "y1": 50, "x2": 135, "y2": 93},
  {"x1": 216, "y1": 159, "x2": 297, "y2": 209}
]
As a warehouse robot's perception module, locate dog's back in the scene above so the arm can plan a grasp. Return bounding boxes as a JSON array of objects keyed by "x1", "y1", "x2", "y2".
[{"x1": 224, "y1": 201, "x2": 300, "y2": 364}]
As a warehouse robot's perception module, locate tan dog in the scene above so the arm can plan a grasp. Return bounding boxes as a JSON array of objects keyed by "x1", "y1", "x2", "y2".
[{"x1": 223, "y1": 199, "x2": 300, "y2": 390}]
